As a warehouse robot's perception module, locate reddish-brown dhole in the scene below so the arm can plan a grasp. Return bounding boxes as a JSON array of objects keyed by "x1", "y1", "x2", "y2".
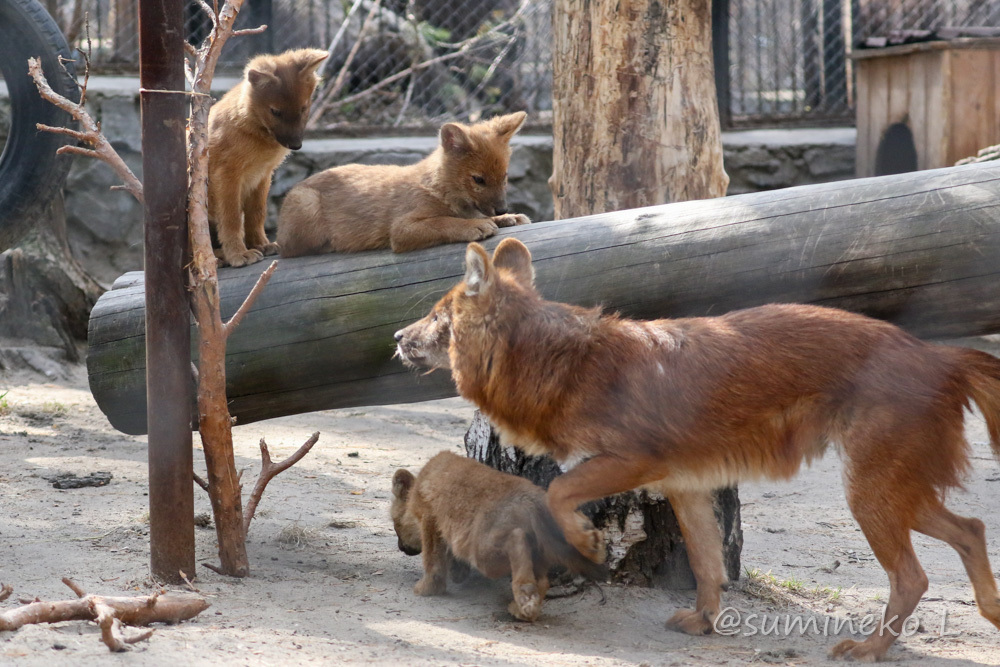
[{"x1": 394, "y1": 237, "x2": 1000, "y2": 661}]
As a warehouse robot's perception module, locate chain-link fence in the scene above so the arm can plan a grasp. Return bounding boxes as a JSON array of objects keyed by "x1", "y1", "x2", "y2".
[{"x1": 35, "y1": 0, "x2": 1000, "y2": 129}]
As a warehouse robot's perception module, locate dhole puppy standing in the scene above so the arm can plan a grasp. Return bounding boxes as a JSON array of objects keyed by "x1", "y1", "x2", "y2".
[
  {"x1": 208, "y1": 48, "x2": 327, "y2": 267},
  {"x1": 395, "y1": 238, "x2": 1000, "y2": 661},
  {"x1": 390, "y1": 451, "x2": 606, "y2": 621},
  {"x1": 277, "y1": 112, "x2": 530, "y2": 255}
]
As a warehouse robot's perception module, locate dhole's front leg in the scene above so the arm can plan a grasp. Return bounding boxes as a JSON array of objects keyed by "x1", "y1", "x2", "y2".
[
  {"x1": 663, "y1": 490, "x2": 728, "y2": 636},
  {"x1": 212, "y1": 188, "x2": 263, "y2": 268},
  {"x1": 390, "y1": 216, "x2": 499, "y2": 253},
  {"x1": 504, "y1": 528, "x2": 543, "y2": 621},
  {"x1": 243, "y1": 178, "x2": 280, "y2": 258},
  {"x1": 413, "y1": 518, "x2": 448, "y2": 596},
  {"x1": 546, "y1": 454, "x2": 662, "y2": 564}
]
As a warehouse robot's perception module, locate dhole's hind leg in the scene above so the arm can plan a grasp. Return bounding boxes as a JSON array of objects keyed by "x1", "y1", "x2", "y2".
[
  {"x1": 830, "y1": 481, "x2": 928, "y2": 661},
  {"x1": 914, "y1": 503, "x2": 1000, "y2": 631},
  {"x1": 664, "y1": 490, "x2": 728, "y2": 636},
  {"x1": 505, "y1": 528, "x2": 542, "y2": 621}
]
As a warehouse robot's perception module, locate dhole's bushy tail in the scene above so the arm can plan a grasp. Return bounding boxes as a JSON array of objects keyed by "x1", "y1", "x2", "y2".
[
  {"x1": 532, "y1": 503, "x2": 609, "y2": 581},
  {"x1": 963, "y1": 348, "x2": 1000, "y2": 460}
]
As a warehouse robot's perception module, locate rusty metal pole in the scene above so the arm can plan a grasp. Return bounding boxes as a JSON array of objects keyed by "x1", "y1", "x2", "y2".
[{"x1": 139, "y1": 0, "x2": 195, "y2": 582}]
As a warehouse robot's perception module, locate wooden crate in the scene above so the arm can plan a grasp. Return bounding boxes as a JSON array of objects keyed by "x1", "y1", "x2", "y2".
[{"x1": 854, "y1": 38, "x2": 1000, "y2": 177}]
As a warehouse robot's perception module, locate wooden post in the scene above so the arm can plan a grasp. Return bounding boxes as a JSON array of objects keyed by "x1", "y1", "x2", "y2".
[{"x1": 138, "y1": 0, "x2": 195, "y2": 583}]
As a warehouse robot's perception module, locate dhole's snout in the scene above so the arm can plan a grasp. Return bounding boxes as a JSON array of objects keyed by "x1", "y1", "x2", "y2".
[{"x1": 397, "y1": 538, "x2": 421, "y2": 556}]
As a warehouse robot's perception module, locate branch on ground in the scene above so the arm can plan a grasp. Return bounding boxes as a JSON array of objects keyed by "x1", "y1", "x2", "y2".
[{"x1": 0, "y1": 579, "x2": 209, "y2": 652}]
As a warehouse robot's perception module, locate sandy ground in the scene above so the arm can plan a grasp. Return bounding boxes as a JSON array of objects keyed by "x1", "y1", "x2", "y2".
[{"x1": 1, "y1": 350, "x2": 999, "y2": 666}]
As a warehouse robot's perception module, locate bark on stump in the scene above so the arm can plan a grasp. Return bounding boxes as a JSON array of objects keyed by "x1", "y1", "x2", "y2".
[{"x1": 465, "y1": 411, "x2": 742, "y2": 588}]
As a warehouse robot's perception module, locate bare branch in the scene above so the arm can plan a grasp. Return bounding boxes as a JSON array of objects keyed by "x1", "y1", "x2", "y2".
[
  {"x1": 223, "y1": 260, "x2": 278, "y2": 338},
  {"x1": 233, "y1": 24, "x2": 268, "y2": 37},
  {"x1": 62, "y1": 577, "x2": 87, "y2": 598},
  {"x1": 326, "y1": 0, "x2": 383, "y2": 106},
  {"x1": 193, "y1": 473, "x2": 210, "y2": 492},
  {"x1": 29, "y1": 57, "x2": 144, "y2": 205},
  {"x1": 243, "y1": 433, "x2": 321, "y2": 536}
]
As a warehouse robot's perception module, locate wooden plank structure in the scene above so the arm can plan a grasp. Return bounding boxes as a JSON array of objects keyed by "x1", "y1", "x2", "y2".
[
  {"x1": 854, "y1": 38, "x2": 1000, "y2": 176},
  {"x1": 88, "y1": 163, "x2": 1000, "y2": 435}
]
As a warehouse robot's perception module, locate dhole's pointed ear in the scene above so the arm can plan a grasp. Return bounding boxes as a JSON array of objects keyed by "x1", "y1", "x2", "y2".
[
  {"x1": 392, "y1": 469, "x2": 415, "y2": 500},
  {"x1": 492, "y1": 111, "x2": 527, "y2": 140},
  {"x1": 464, "y1": 243, "x2": 494, "y2": 297},
  {"x1": 297, "y1": 49, "x2": 329, "y2": 76},
  {"x1": 492, "y1": 238, "x2": 534, "y2": 287},
  {"x1": 247, "y1": 69, "x2": 278, "y2": 89},
  {"x1": 440, "y1": 123, "x2": 471, "y2": 154}
]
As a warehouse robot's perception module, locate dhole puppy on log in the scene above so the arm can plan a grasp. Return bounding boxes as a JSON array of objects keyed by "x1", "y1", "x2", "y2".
[
  {"x1": 394, "y1": 238, "x2": 1000, "y2": 661},
  {"x1": 208, "y1": 48, "x2": 327, "y2": 267},
  {"x1": 277, "y1": 112, "x2": 531, "y2": 256},
  {"x1": 390, "y1": 451, "x2": 606, "y2": 621}
]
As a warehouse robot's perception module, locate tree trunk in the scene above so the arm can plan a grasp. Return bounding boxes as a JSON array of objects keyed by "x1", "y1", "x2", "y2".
[
  {"x1": 87, "y1": 164, "x2": 1000, "y2": 435},
  {"x1": 526, "y1": 0, "x2": 734, "y2": 586},
  {"x1": 549, "y1": 0, "x2": 729, "y2": 218}
]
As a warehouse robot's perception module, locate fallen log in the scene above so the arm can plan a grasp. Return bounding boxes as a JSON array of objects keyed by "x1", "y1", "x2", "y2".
[{"x1": 88, "y1": 163, "x2": 1000, "y2": 435}]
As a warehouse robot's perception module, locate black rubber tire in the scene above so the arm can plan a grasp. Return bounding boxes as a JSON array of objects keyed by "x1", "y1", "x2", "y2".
[{"x1": 0, "y1": 0, "x2": 78, "y2": 253}]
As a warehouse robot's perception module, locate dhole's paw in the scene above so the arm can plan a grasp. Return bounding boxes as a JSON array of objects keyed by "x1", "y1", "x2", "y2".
[
  {"x1": 566, "y1": 512, "x2": 606, "y2": 564},
  {"x1": 254, "y1": 242, "x2": 280, "y2": 257},
  {"x1": 666, "y1": 608, "x2": 714, "y2": 636},
  {"x1": 223, "y1": 248, "x2": 264, "y2": 268},
  {"x1": 508, "y1": 583, "x2": 541, "y2": 622},
  {"x1": 493, "y1": 213, "x2": 531, "y2": 227},
  {"x1": 413, "y1": 576, "x2": 446, "y2": 596},
  {"x1": 465, "y1": 219, "x2": 499, "y2": 241},
  {"x1": 829, "y1": 638, "x2": 885, "y2": 662}
]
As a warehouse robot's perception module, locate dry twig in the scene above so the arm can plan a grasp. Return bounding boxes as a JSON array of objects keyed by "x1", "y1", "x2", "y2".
[{"x1": 243, "y1": 432, "x2": 321, "y2": 536}]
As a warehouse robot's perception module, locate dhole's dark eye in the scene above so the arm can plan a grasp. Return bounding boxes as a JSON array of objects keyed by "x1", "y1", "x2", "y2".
[
  {"x1": 270, "y1": 108, "x2": 282, "y2": 118},
  {"x1": 472, "y1": 175, "x2": 486, "y2": 186},
  {"x1": 431, "y1": 314, "x2": 438, "y2": 323}
]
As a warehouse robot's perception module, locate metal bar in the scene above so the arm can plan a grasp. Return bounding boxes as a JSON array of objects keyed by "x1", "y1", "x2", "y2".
[
  {"x1": 712, "y1": 0, "x2": 731, "y2": 127},
  {"x1": 138, "y1": 0, "x2": 195, "y2": 583}
]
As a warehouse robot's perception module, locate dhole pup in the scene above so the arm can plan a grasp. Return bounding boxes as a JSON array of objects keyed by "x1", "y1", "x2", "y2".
[
  {"x1": 391, "y1": 450, "x2": 606, "y2": 621},
  {"x1": 277, "y1": 112, "x2": 531, "y2": 256},
  {"x1": 208, "y1": 48, "x2": 327, "y2": 267},
  {"x1": 394, "y1": 238, "x2": 1000, "y2": 661}
]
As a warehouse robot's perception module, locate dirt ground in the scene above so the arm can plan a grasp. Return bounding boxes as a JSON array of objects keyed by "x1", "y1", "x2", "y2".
[{"x1": 1, "y1": 344, "x2": 999, "y2": 666}]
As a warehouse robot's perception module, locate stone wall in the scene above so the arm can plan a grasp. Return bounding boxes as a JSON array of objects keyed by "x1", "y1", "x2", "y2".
[{"x1": 0, "y1": 80, "x2": 856, "y2": 285}]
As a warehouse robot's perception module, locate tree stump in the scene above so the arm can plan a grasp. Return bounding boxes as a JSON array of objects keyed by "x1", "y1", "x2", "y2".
[{"x1": 465, "y1": 411, "x2": 742, "y2": 588}]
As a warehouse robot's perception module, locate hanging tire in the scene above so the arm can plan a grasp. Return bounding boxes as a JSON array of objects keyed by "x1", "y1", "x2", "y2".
[{"x1": 0, "y1": 0, "x2": 78, "y2": 253}]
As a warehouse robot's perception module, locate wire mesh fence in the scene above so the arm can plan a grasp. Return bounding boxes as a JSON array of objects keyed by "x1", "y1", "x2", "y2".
[{"x1": 34, "y1": 0, "x2": 1000, "y2": 130}]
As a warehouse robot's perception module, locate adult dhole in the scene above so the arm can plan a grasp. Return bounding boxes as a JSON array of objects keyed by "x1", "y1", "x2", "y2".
[{"x1": 395, "y1": 238, "x2": 1000, "y2": 661}]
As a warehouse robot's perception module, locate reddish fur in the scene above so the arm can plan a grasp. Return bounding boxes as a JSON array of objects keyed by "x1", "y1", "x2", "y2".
[
  {"x1": 390, "y1": 451, "x2": 606, "y2": 621},
  {"x1": 395, "y1": 238, "x2": 1000, "y2": 660},
  {"x1": 207, "y1": 48, "x2": 327, "y2": 267},
  {"x1": 277, "y1": 112, "x2": 531, "y2": 256}
]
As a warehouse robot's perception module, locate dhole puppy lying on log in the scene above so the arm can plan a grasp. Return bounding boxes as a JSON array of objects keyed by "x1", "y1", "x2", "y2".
[
  {"x1": 394, "y1": 238, "x2": 1000, "y2": 661},
  {"x1": 390, "y1": 451, "x2": 606, "y2": 621},
  {"x1": 277, "y1": 112, "x2": 531, "y2": 255}
]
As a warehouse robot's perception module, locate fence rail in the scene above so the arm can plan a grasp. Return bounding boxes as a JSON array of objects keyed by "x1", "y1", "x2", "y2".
[{"x1": 32, "y1": 0, "x2": 1000, "y2": 130}]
